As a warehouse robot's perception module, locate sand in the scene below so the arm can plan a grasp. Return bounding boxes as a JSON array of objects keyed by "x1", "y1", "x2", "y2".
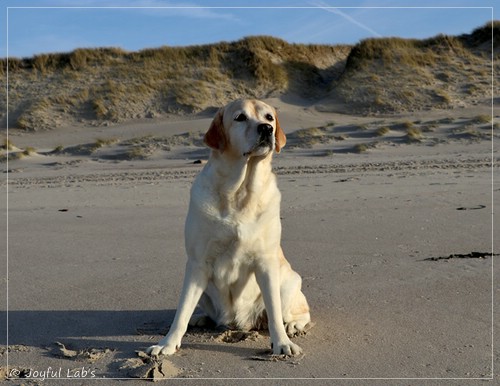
[{"x1": 1, "y1": 98, "x2": 499, "y2": 385}]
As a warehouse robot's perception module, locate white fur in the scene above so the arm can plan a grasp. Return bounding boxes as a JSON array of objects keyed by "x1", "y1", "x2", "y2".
[{"x1": 147, "y1": 99, "x2": 311, "y2": 357}]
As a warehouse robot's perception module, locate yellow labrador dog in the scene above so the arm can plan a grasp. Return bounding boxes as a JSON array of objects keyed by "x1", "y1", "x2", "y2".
[{"x1": 148, "y1": 99, "x2": 311, "y2": 357}]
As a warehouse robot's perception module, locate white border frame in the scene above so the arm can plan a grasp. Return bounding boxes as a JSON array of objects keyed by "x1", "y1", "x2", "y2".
[{"x1": 4, "y1": 5, "x2": 495, "y2": 381}]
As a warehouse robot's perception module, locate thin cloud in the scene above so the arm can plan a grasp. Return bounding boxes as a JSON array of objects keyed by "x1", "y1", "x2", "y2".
[
  {"x1": 312, "y1": 1, "x2": 382, "y2": 38},
  {"x1": 31, "y1": 0, "x2": 235, "y2": 20},
  {"x1": 126, "y1": 1, "x2": 237, "y2": 21}
]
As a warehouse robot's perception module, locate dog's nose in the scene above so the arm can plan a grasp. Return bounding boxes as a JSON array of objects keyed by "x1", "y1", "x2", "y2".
[{"x1": 257, "y1": 123, "x2": 273, "y2": 137}]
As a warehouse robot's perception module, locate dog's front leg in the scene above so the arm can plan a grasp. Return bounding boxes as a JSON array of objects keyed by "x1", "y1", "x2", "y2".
[
  {"x1": 255, "y1": 259, "x2": 302, "y2": 356},
  {"x1": 147, "y1": 262, "x2": 207, "y2": 356}
]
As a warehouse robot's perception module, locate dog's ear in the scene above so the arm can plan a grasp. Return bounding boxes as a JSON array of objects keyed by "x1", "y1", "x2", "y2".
[
  {"x1": 204, "y1": 108, "x2": 227, "y2": 152},
  {"x1": 274, "y1": 114, "x2": 286, "y2": 153}
]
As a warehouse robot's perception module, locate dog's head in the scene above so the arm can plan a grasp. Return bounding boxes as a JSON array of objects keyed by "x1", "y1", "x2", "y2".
[{"x1": 204, "y1": 99, "x2": 286, "y2": 157}]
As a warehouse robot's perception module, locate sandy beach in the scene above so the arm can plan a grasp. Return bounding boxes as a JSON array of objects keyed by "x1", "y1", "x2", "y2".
[{"x1": 1, "y1": 97, "x2": 499, "y2": 384}]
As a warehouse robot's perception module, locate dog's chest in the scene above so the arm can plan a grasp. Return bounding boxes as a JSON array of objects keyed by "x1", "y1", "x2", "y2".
[
  {"x1": 210, "y1": 211, "x2": 263, "y2": 253},
  {"x1": 189, "y1": 165, "x2": 281, "y2": 278},
  {"x1": 204, "y1": 204, "x2": 272, "y2": 270},
  {"x1": 211, "y1": 243, "x2": 252, "y2": 286},
  {"x1": 202, "y1": 187, "x2": 274, "y2": 244}
]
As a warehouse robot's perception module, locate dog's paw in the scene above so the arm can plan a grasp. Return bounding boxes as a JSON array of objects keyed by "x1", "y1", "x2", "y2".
[
  {"x1": 285, "y1": 320, "x2": 314, "y2": 337},
  {"x1": 272, "y1": 340, "x2": 302, "y2": 356},
  {"x1": 189, "y1": 313, "x2": 212, "y2": 328},
  {"x1": 146, "y1": 344, "x2": 178, "y2": 357}
]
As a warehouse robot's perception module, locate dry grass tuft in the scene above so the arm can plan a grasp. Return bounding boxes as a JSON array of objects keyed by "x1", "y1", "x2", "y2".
[
  {"x1": 474, "y1": 115, "x2": 492, "y2": 124},
  {"x1": 2, "y1": 138, "x2": 14, "y2": 151},
  {"x1": 353, "y1": 143, "x2": 370, "y2": 153},
  {"x1": 406, "y1": 127, "x2": 423, "y2": 142},
  {"x1": 376, "y1": 126, "x2": 390, "y2": 137},
  {"x1": 22, "y1": 146, "x2": 37, "y2": 156}
]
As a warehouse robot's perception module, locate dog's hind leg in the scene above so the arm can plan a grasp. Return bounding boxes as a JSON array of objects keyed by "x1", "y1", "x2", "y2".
[{"x1": 280, "y1": 266, "x2": 312, "y2": 337}]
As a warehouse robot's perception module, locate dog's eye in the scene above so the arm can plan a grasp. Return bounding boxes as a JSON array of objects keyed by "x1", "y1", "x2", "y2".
[
  {"x1": 235, "y1": 113, "x2": 247, "y2": 122},
  {"x1": 265, "y1": 113, "x2": 274, "y2": 122}
]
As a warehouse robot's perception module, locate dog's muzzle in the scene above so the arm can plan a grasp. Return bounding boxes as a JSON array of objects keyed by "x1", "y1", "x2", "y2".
[
  {"x1": 243, "y1": 124, "x2": 274, "y2": 157},
  {"x1": 257, "y1": 123, "x2": 274, "y2": 147}
]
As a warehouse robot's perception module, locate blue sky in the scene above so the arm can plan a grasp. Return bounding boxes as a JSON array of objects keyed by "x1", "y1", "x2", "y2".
[{"x1": 2, "y1": 0, "x2": 496, "y2": 58}]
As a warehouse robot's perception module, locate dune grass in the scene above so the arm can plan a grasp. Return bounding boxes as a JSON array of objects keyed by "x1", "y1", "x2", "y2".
[
  {"x1": 1, "y1": 21, "x2": 497, "y2": 129},
  {"x1": 474, "y1": 114, "x2": 492, "y2": 124},
  {"x1": 2, "y1": 138, "x2": 14, "y2": 151},
  {"x1": 2, "y1": 36, "x2": 352, "y2": 130},
  {"x1": 376, "y1": 127, "x2": 390, "y2": 137},
  {"x1": 406, "y1": 127, "x2": 423, "y2": 142},
  {"x1": 334, "y1": 21, "x2": 497, "y2": 114}
]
